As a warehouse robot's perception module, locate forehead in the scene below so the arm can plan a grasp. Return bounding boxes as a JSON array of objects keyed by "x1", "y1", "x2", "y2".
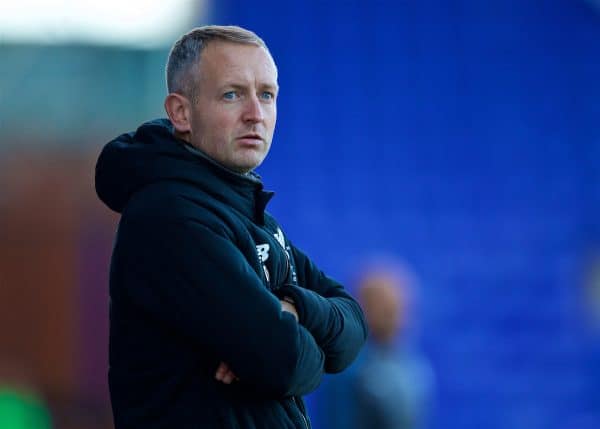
[{"x1": 198, "y1": 41, "x2": 278, "y2": 85}]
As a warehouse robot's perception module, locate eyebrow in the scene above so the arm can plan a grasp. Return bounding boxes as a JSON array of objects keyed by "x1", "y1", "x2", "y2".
[{"x1": 221, "y1": 82, "x2": 279, "y2": 92}]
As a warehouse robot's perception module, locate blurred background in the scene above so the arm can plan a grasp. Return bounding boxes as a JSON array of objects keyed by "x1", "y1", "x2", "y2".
[{"x1": 1, "y1": 0, "x2": 599, "y2": 428}]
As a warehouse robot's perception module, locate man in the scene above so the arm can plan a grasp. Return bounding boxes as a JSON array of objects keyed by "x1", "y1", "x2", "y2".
[
  {"x1": 95, "y1": 25, "x2": 367, "y2": 429},
  {"x1": 322, "y1": 263, "x2": 435, "y2": 429}
]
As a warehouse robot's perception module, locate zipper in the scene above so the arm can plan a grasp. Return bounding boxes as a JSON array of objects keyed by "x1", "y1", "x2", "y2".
[
  {"x1": 262, "y1": 263, "x2": 271, "y2": 289},
  {"x1": 258, "y1": 247, "x2": 271, "y2": 290},
  {"x1": 283, "y1": 249, "x2": 291, "y2": 283},
  {"x1": 292, "y1": 397, "x2": 309, "y2": 429}
]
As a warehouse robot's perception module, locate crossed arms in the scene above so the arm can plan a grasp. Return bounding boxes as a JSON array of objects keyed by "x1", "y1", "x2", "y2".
[{"x1": 115, "y1": 215, "x2": 367, "y2": 398}]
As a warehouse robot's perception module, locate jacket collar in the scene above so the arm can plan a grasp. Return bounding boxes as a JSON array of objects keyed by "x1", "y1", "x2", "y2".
[{"x1": 180, "y1": 139, "x2": 275, "y2": 223}]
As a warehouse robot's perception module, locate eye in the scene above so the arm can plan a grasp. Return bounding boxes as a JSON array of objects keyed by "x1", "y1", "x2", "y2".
[
  {"x1": 260, "y1": 91, "x2": 275, "y2": 101},
  {"x1": 223, "y1": 91, "x2": 239, "y2": 100}
]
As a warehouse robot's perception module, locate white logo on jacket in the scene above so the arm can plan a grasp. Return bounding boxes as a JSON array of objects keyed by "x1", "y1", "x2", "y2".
[
  {"x1": 256, "y1": 244, "x2": 270, "y2": 262},
  {"x1": 274, "y1": 227, "x2": 286, "y2": 249}
]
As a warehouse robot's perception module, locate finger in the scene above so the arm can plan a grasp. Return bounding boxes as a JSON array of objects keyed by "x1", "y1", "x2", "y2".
[
  {"x1": 222, "y1": 371, "x2": 235, "y2": 384},
  {"x1": 215, "y1": 362, "x2": 228, "y2": 380}
]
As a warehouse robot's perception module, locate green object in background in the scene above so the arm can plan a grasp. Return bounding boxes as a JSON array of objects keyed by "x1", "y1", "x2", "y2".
[{"x1": 0, "y1": 388, "x2": 52, "y2": 429}]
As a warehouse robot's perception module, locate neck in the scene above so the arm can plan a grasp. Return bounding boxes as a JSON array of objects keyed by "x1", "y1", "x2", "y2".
[{"x1": 173, "y1": 129, "x2": 191, "y2": 143}]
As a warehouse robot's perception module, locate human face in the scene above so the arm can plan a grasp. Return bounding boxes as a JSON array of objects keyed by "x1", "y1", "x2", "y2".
[{"x1": 188, "y1": 41, "x2": 278, "y2": 173}]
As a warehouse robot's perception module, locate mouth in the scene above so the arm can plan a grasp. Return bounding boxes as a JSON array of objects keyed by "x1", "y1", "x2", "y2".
[
  {"x1": 237, "y1": 134, "x2": 263, "y2": 141},
  {"x1": 236, "y1": 134, "x2": 264, "y2": 147}
]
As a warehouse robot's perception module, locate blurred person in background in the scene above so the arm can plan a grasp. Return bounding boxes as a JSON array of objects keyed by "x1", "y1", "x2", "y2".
[
  {"x1": 322, "y1": 261, "x2": 435, "y2": 429},
  {"x1": 94, "y1": 25, "x2": 367, "y2": 429}
]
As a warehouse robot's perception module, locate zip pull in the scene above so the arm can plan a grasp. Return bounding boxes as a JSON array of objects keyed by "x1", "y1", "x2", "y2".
[{"x1": 262, "y1": 263, "x2": 271, "y2": 289}]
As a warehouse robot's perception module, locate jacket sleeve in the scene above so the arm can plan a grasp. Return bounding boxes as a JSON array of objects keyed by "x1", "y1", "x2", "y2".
[
  {"x1": 114, "y1": 215, "x2": 325, "y2": 398},
  {"x1": 277, "y1": 244, "x2": 368, "y2": 373}
]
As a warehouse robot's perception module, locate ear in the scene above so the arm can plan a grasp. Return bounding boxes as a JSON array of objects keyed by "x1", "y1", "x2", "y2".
[{"x1": 164, "y1": 93, "x2": 192, "y2": 136}]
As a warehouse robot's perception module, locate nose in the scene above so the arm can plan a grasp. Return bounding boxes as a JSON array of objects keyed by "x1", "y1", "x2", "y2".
[{"x1": 242, "y1": 95, "x2": 264, "y2": 123}]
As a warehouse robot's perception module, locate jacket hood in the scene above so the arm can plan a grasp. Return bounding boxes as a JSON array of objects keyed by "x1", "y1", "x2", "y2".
[{"x1": 95, "y1": 118, "x2": 272, "y2": 217}]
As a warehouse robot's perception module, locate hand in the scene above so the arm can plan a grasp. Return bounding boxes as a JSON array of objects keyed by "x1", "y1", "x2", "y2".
[
  {"x1": 280, "y1": 298, "x2": 298, "y2": 321},
  {"x1": 215, "y1": 361, "x2": 238, "y2": 384}
]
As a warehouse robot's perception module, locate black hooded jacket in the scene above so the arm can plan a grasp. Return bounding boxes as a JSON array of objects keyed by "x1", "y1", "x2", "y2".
[{"x1": 95, "y1": 119, "x2": 368, "y2": 429}]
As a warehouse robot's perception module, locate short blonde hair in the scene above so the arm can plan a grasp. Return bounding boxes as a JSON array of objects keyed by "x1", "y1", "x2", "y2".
[{"x1": 165, "y1": 25, "x2": 269, "y2": 100}]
